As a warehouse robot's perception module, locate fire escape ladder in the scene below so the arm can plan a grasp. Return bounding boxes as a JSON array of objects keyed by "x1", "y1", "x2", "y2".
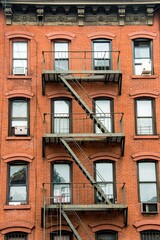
[
  {"x1": 59, "y1": 75, "x2": 109, "y2": 133},
  {"x1": 60, "y1": 138, "x2": 112, "y2": 205},
  {"x1": 61, "y1": 210, "x2": 82, "y2": 240}
]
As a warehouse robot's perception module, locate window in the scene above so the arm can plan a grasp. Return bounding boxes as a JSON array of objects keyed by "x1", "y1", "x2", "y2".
[
  {"x1": 52, "y1": 163, "x2": 71, "y2": 203},
  {"x1": 9, "y1": 98, "x2": 30, "y2": 136},
  {"x1": 93, "y1": 39, "x2": 111, "y2": 70},
  {"x1": 138, "y1": 162, "x2": 158, "y2": 203},
  {"x1": 133, "y1": 39, "x2": 152, "y2": 75},
  {"x1": 95, "y1": 161, "x2": 115, "y2": 203},
  {"x1": 135, "y1": 98, "x2": 156, "y2": 135},
  {"x1": 51, "y1": 231, "x2": 72, "y2": 240},
  {"x1": 12, "y1": 41, "x2": 28, "y2": 75},
  {"x1": 8, "y1": 162, "x2": 28, "y2": 205},
  {"x1": 52, "y1": 99, "x2": 71, "y2": 133},
  {"x1": 141, "y1": 230, "x2": 160, "y2": 240},
  {"x1": 6, "y1": 232, "x2": 28, "y2": 240},
  {"x1": 96, "y1": 231, "x2": 117, "y2": 240},
  {"x1": 54, "y1": 42, "x2": 69, "y2": 70},
  {"x1": 94, "y1": 98, "x2": 113, "y2": 133}
]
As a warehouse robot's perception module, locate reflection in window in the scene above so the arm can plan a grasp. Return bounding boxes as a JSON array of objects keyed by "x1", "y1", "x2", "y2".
[
  {"x1": 135, "y1": 98, "x2": 155, "y2": 135},
  {"x1": 133, "y1": 39, "x2": 152, "y2": 75},
  {"x1": 9, "y1": 98, "x2": 30, "y2": 136},
  {"x1": 141, "y1": 230, "x2": 160, "y2": 240},
  {"x1": 6, "y1": 232, "x2": 28, "y2": 240},
  {"x1": 51, "y1": 231, "x2": 72, "y2": 240},
  {"x1": 93, "y1": 40, "x2": 111, "y2": 70},
  {"x1": 95, "y1": 162, "x2": 115, "y2": 203},
  {"x1": 8, "y1": 162, "x2": 28, "y2": 205},
  {"x1": 52, "y1": 99, "x2": 71, "y2": 133},
  {"x1": 52, "y1": 163, "x2": 71, "y2": 203},
  {"x1": 94, "y1": 99, "x2": 113, "y2": 133},
  {"x1": 54, "y1": 42, "x2": 69, "y2": 70},
  {"x1": 138, "y1": 162, "x2": 158, "y2": 202},
  {"x1": 12, "y1": 41, "x2": 28, "y2": 75}
]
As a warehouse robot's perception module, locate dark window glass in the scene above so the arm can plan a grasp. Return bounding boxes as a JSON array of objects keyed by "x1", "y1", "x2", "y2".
[
  {"x1": 96, "y1": 231, "x2": 117, "y2": 240},
  {"x1": 52, "y1": 99, "x2": 71, "y2": 133},
  {"x1": 135, "y1": 98, "x2": 155, "y2": 135},
  {"x1": 133, "y1": 39, "x2": 152, "y2": 75},
  {"x1": 52, "y1": 163, "x2": 71, "y2": 203},
  {"x1": 141, "y1": 230, "x2": 160, "y2": 240},
  {"x1": 6, "y1": 232, "x2": 27, "y2": 240},
  {"x1": 138, "y1": 162, "x2": 158, "y2": 202},
  {"x1": 8, "y1": 162, "x2": 28, "y2": 204},
  {"x1": 12, "y1": 41, "x2": 28, "y2": 75},
  {"x1": 54, "y1": 42, "x2": 69, "y2": 71},
  {"x1": 93, "y1": 40, "x2": 111, "y2": 70},
  {"x1": 9, "y1": 98, "x2": 30, "y2": 136},
  {"x1": 95, "y1": 162, "x2": 115, "y2": 203}
]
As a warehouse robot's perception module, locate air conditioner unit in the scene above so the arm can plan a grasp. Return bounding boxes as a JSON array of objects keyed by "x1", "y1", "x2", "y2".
[
  {"x1": 141, "y1": 202, "x2": 158, "y2": 213},
  {"x1": 14, "y1": 126, "x2": 28, "y2": 135},
  {"x1": 13, "y1": 67, "x2": 26, "y2": 75},
  {"x1": 141, "y1": 61, "x2": 152, "y2": 75}
]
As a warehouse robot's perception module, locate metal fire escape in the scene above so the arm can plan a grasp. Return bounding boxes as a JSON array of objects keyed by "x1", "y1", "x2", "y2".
[{"x1": 42, "y1": 50, "x2": 127, "y2": 240}]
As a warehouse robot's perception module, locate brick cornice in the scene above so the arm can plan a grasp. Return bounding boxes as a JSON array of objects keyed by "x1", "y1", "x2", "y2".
[
  {"x1": 46, "y1": 31, "x2": 76, "y2": 40},
  {"x1": 5, "y1": 31, "x2": 34, "y2": 39},
  {"x1": 129, "y1": 90, "x2": 159, "y2": 98},
  {"x1": 2, "y1": 153, "x2": 34, "y2": 163},
  {"x1": 46, "y1": 153, "x2": 73, "y2": 162},
  {"x1": 89, "y1": 152, "x2": 120, "y2": 161},
  {"x1": 5, "y1": 90, "x2": 34, "y2": 99},
  {"x1": 89, "y1": 220, "x2": 123, "y2": 232},
  {"x1": 88, "y1": 32, "x2": 116, "y2": 40}
]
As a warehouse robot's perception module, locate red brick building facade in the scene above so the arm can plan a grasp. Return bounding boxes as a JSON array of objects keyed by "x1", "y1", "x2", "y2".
[{"x1": 0, "y1": 1, "x2": 160, "y2": 239}]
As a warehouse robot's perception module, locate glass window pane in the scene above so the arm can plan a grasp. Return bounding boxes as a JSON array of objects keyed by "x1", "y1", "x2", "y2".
[
  {"x1": 137, "y1": 100, "x2": 152, "y2": 117},
  {"x1": 93, "y1": 41, "x2": 110, "y2": 59},
  {"x1": 96, "y1": 163, "x2": 113, "y2": 182},
  {"x1": 97, "y1": 233, "x2": 116, "y2": 240},
  {"x1": 12, "y1": 101, "x2": 27, "y2": 118},
  {"x1": 137, "y1": 118, "x2": 153, "y2": 135},
  {"x1": 139, "y1": 183, "x2": 157, "y2": 202},
  {"x1": 9, "y1": 186, "x2": 27, "y2": 202},
  {"x1": 53, "y1": 184, "x2": 70, "y2": 203},
  {"x1": 10, "y1": 165, "x2": 27, "y2": 184},
  {"x1": 12, "y1": 121, "x2": 28, "y2": 127},
  {"x1": 55, "y1": 43, "x2": 68, "y2": 58},
  {"x1": 54, "y1": 118, "x2": 69, "y2": 133},
  {"x1": 13, "y1": 42, "x2": 27, "y2": 59},
  {"x1": 13, "y1": 60, "x2": 27, "y2": 69},
  {"x1": 55, "y1": 60, "x2": 68, "y2": 71},
  {"x1": 139, "y1": 162, "x2": 156, "y2": 181},
  {"x1": 54, "y1": 101, "x2": 69, "y2": 115},
  {"x1": 53, "y1": 164, "x2": 70, "y2": 183}
]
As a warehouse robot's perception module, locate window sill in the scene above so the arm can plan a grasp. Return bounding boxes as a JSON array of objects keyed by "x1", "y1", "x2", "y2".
[
  {"x1": 134, "y1": 135, "x2": 159, "y2": 140},
  {"x1": 131, "y1": 75, "x2": 158, "y2": 79},
  {"x1": 7, "y1": 75, "x2": 32, "y2": 80},
  {"x1": 3, "y1": 204, "x2": 31, "y2": 210},
  {"x1": 6, "y1": 136, "x2": 31, "y2": 140}
]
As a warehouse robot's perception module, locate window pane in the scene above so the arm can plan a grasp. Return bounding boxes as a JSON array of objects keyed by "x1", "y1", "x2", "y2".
[
  {"x1": 6, "y1": 232, "x2": 27, "y2": 240},
  {"x1": 137, "y1": 100, "x2": 152, "y2": 116},
  {"x1": 97, "y1": 183, "x2": 114, "y2": 200},
  {"x1": 97, "y1": 232, "x2": 116, "y2": 240},
  {"x1": 137, "y1": 118, "x2": 153, "y2": 135},
  {"x1": 54, "y1": 100, "x2": 69, "y2": 115},
  {"x1": 96, "y1": 163, "x2": 113, "y2": 182},
  {"x1": 53, "y1": 184, "x2": 70, "y2": 203},
  {"x1": 53, "y1": 164, "x2": 70, "y2": 183},
  {"x1": 93, "y1": 41, "x2": 110, "y2": 59},
  {"x1": 12, "y1": 120, "x2": 28, "y2": 127},
  {"x1": 13, "y1": 42, "x2": 27, "y2": 59},
  {"x1": 140, "y1": 183, "x2": 157, "y2": 202},
  {"x1": 139, "y1": 162, "x2": 156, "y2": 181},
  {"x1": 141, "y1": 231, "x2": 160, "y2": 240},
  {"x1": 9, "y1": 186, "x2": 27, "y2": 202},
  {"x1": 55, "y1": 43, "x2": 68, "y2": 58},
  {"x1": 54, "y1": 118, "x2": 69, "y2": 133},
  {"x1": 55, "y1": 60, "x2": 68, "y2": 71},
  {"x1": 12, "y1": 101, "x2": 27, "y2": 118},
  {"x1": 10, "y1": 165, "x2": 27, "y2": 184},
  {"x1": 13, "y1": 60, "x2": 27, "y2": 69}
]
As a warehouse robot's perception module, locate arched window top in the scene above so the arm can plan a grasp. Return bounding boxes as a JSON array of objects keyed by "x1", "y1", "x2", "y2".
[
  {"x1": 46, "y1": 31, "x2": 75, "y2": 41},
  {"x1": 128, "y1": 31, "x2": 157, "y2": 40},
  {"x1": 5, "y1": 90, "x2": 34, "y2": 99},
  {"x1": 130, "y1": 90, "x2": 159, "y2": 99},
  {"x1": 88, "y1": 32, "x2": 116, "y2": 40},
  {"x1": 0, "y1": 221, "x2": 34, "y2": 234},
  {"x1": 5, "y1": 31, "x2": 34, "y2": 40},
  {"x1": 134, "y1": 220, "x2": 160, "y2": 232},
  {"x1": 2, "y1": 153, "x2": 34, "y2": 163},
  {"x1": 132, "y1": 152, "x2": 160, "y2": 162}
]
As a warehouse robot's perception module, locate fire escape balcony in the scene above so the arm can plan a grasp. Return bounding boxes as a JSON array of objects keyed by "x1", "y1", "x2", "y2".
[
  {"x1": 42, "y1": 50, "x2": 122, "y2": 95},
  {"x1": 42, "y1": 181, "x2": 128, "y2": 228},
  {"x1": 42, "y1": 112, "x2": 125, "y2": 157}
]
